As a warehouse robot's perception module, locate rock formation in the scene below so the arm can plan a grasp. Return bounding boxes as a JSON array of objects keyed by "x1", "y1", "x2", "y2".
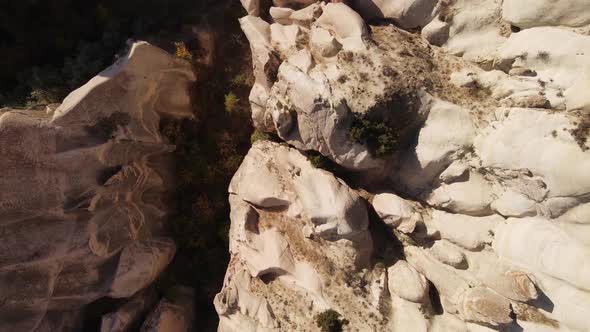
[
  {"x1": 0, "y1": 41, "x2": 195, "y2": 331},
  {"x1": 2, "y1": 1, "x2": 590, "y2": 331},
  {"x1": 217, "y1": 0, "x2": 590, "y2": 331}
]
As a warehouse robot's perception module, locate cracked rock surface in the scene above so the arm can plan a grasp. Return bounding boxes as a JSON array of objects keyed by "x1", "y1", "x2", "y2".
[
  {"x1": 0, "y1": 42, "x2": 195, "y2": 331},
  {"x1": 217, "y1": 1, "x2": 590, "y2": 331}
]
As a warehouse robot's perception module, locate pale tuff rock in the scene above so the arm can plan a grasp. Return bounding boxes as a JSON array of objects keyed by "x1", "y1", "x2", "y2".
[
  {"x1": 101, "y1": 288, "x2": 158, "y2": 332},
  {"x1": 432, "y1": 0, "x2": 507, "y2": 66},
  {"x1": 272, "y1": 0, "x2": 317, "y2": 9},
  {"x1": 108, "y1": 239, "x2": 176, "y2": 298},
  {"x1": 241, "y1": 0, "x2": 262, "y2": 16},
  {"x1": 498, "y1": 27, "x2": 590, "y2": 90},
  {"x1": 422, "y1": 17, "x2": 450, "y2": 46},
  {"x1": 396, "y1": 96, "x2": 476, "y2": 192},
  {"x1": 140, "y1": 287, "x2": 194, "y2": 332},
  {"x1": 475, "y1": 108, "x2": 590, "y2": 197},
  {"x1": 493, "y1": 218, "x2": 590, "y2": 292},
  {"x1": 427, "y1": 210, "x2": 499, "y2": 250},
  {"x1": 229, "y1": 141, "x2": 371, "y2": 250},
  {"x1": 215, "y1": 260, "x2": 279, "y2": 331},
  {"x1": 372, "y1": 192, "x2": 422, "y2": 233},
  {"x1": 502, "y1": 0, "x2": 590, "y2": 29},
  {"x1": 387, "y1": 260, "x2": 429, "y2": 303},
  {"x1": 219, "y1": 141, "x2": 383, "y2": 330},
  {"x1": 490, "y1": 190, "x2": 537, "y2": 218},
  {"x1": 270, "y1": 23, "x2": 301, "y2": 55},
  {"x1": 270, "y1": 3, "x2": 322, "y2": 26},
  {"x1": 565, "y1": 69, "x2": 590, "y2": 113},
  {"x1": 310, "y1": 27, "x2": 342, "y2": 57},
  {"x1": 316, "y1": 3, "x2": 368, "y2": 51},
  {"x1": 0, "y1": 42, "x2": 194, "y2": 331},
  {"x1": 428, "y1": 240, "x2": 466, "y2": 269},
  {"x1": 230, "y1": 0, "x2": 590, "y2": 331},
  {"x1": 354, "y1": 0, "x2": 438, "y2": 29},
  {"x1": 240, "y1": 15, "x2": 279, "y2": 131}
]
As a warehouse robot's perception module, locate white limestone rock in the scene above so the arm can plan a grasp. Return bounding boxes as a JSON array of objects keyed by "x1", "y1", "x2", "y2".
[
  {"x1": 493, "y1": 217, "x2": 590, "y2": 292},
  {"x1": 491, "y1": 190, "x2": 537, "y2": 217},
  {"x1": 565, "y1": 69, "x2": 590, "y2": 113},
  {"x1": 230, "y1": 141, "x2": 370, "y2": 243},
  {"x1": 240, "y1": 16, "x2": 280, "y2": 132},
  {"x1": 387, "y1": 260, "x2": 429, "y2": 303},
  {"x1": 0, "y1": 41, "x2": 194, "y2": 331},
  {"x1": 270, "y1": 23, "x2": 301, "y2": 55},
  {"x1": 316, "y1": 3, "x2": 368, "y2": 51},
  {"x1": 422, "y1": 17, "x2": 450, "y2": 46},
  {"x1": 439, "y1": 161, "x2": 468, "y2": 183},
  {"x1": 215, "y1": 263, "x2": 279, "y2": 331},
  {"x1": 428, "y1": 240, "x2": 466, "y2": 269},
  {"x1": 498, "y1": 27, "x2": 590, "y2": 90},
  {"x1": 240, "y1": 0, "x2": 261, "y2": 16},
  {"x1": 270, "y1": 4, "x2": 322, "y2": 26},
  {"x1": 426, "y1": 172, "x2": 495, "y2": 216},
  {"x1": 310, "y1": 27, "x2": 342, "y2": 57},
  {"x1": 440, "y1": 0, "x2": 507, "y2": 66},
  {"x1": 372, "y1": 193, "x2": 422, "y2": 233},
  {"x1": 475, "y1": 108, "x2": 590, "y2": 198},
  {"x1": 287, "y1": 49, "x2": 314, "y2": 74},
  {"x1": 397, "y1": 97, "x2": 476, "y2": 193},
  {"x1": 355, "y1": 0, "x2": 438, "y2": 29},
  {"x1": 461, "y1": 286, "x2": 513, "y2": 326},
  {"x1": 428, "y1": 210, "x2": 500, "y2": 250},
  {"x1": 224, "y1": 2, "x2": 590, "y2": 331},
  {"x1": 502, "y1": 0, "x2": 590, "y2": 28}
]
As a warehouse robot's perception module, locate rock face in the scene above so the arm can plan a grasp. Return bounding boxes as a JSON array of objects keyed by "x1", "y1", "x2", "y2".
[
  {"x1": 218, "y1": 0, "x2": 590, "y2": 331},
  {"x1": 0, "y1": 42, "x2": 195, "y2": 331}
]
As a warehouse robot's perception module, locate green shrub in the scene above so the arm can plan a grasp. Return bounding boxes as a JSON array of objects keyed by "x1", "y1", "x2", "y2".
[
  {"x1": 307, "y1": 151, "x2": 333, "y2": 170},
  {"x1": 250, "y1": 129, "x2": 271, "y2": 144},
  {"x1": 224, "y1": 92, "x2": 240, "y2": 112},
  {"x1": 230, "y1": 72, "x2": 254, "y2": 87},
  {"x1": 174, "y1": 41, "x2": 193, "y2": 61},
  {"x1": 316, "y1": 309, "x2": 347, "y2": 332},
  {"x1": 348, "y1": 117, "x2": 399, "y2": 158}
]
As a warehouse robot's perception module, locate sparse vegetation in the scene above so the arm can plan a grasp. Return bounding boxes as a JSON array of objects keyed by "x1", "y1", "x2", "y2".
[
  {"x1": 174, "y1": 41, "x2": 193, "y2": 61},
  {"x1": 249, "y1": 129, "x2": 282, "y2": 146},
  {"x1": 571, "y1": 114, "x2": 590, "y2": 151},
  {"x1": 224, "y1": 92, "x2": 240, "y2": 112},
  {"x1": 0, "y1": 0, "x2": 231, "y2": 108},
  {"x1": 308, "y1": 154, "x2": 329, "y2": 169},
  {"x1": 316, "y1": 309, "x2": 348, "y2": 332},
  {"x1": 537, "y1": 51, "x2": 550, "y2": 63},
  {"x1": 348, "y1": 117, "x2": 399, "y2": 158}
]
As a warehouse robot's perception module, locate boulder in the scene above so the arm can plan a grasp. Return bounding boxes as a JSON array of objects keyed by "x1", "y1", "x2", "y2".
[
  {"x1": 316, "y1": 3, "x2": 368, "y2": 51},
  {"x1": 355, "y1": 0, "x2": 438, "y2": 29},
  {"x1": 108, "y1": 239, "x2": 176, "y2": 298},
  {"x1": 387, "y1": 260, "x2": 429, "y2": 303},
  {"x1": 372, "y1": 193, "x2": 422, "y2": 233},
  {"x1": 502, "y1": 0, "x2": 590, "y2": 28}
]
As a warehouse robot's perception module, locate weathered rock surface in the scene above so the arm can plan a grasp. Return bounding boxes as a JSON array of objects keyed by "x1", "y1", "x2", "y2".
[
  {"x1": 221, "y1": 0, "x2": 590, "y2": 331},
  {"x1": 0, "y1": 41, "x2": 195, "y2": 331}
]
